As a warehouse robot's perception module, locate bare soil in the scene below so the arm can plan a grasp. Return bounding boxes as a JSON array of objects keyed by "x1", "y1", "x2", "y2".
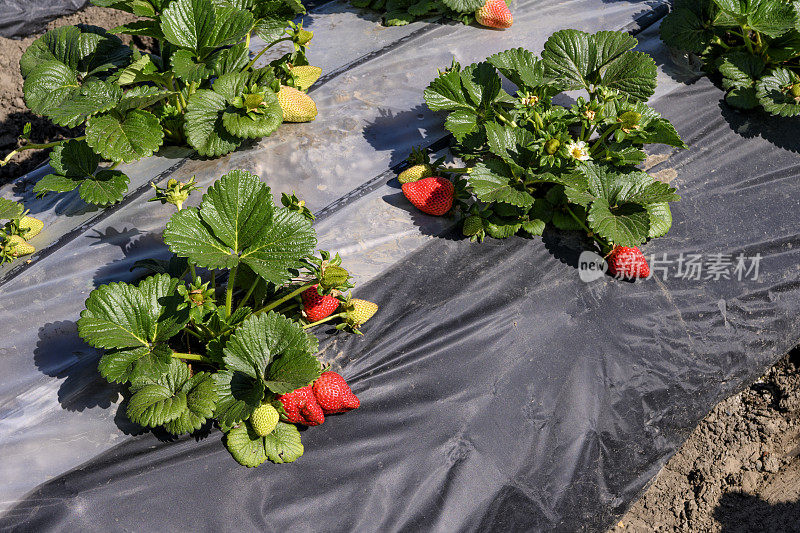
[
  {"x1": 612, "y1": 349, "x2": 800, "y2": 532},
  {"x1": 0, "y1": 7, "x2": 144, "y2": 185}
]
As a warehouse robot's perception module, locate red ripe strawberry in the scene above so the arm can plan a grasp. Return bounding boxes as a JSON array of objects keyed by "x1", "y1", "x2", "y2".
[
  {"x1": 401, "y1": 177, "x2": 454, "y2": 216},
  {"x1": 312, "y1": 371, "x2": 360, "y2": 414},
  {"x1": 607, "y1": 246, "x2": 650, "y2": 279},
  {"x1": 475, "y1": 0, "x2": 512, "y2": 29},
  {"x1": 278, "y1": 386, "x2": 325, "y2": 426},
  {"x1": 301, "y1": 285, "x2": 340, "y2": 322}
]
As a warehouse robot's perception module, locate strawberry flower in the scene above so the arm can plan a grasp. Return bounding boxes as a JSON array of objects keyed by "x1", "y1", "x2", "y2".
[{"x1": 567, "y1": 140, "x2": 591, "y2": 161}]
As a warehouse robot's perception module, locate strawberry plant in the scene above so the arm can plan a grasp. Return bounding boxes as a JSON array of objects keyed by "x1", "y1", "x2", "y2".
[
  {"x1": 410, "y1": 30, "x2": 686, "y2": 269},
  {"x1": 77, "y1": 169, "x2": 376, "y2": 466},
  {"x1": 0, "y1": 0, "x2": 323, "y2": 208},
  {"x1": 351, "y1": 0, "x2": 511, "y2": 28},
  {"x1": 0, "y1": 198, "x2": 44, "y2": 263},
  {"x1": 661, "y1": 0, "x2": 800, "y2": 116}
]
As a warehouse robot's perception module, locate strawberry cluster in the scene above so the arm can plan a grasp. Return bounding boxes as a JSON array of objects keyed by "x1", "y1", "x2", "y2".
[{"x1": 278, "y1": 371, "x2": 361, "y2": 426}]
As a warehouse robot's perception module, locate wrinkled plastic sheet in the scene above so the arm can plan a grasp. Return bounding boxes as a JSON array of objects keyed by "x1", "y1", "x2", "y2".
[
  {"x1": 6, "y1": 1, "x2": 799, "y2": 530},
  {"x1": 0, "y1": 0, "x2": 90, "y2": 38}
]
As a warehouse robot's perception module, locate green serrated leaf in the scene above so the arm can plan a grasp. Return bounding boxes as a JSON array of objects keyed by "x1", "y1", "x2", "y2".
[
  {"x1": 214, "y1": 369, "x2": 264, "y2": 426},
  {"x1": 487, "y1": 48, "x2": 546, "y2": 90},
  {"x1": 171, "y1": 49, "x2": 213, "y2": 83},
  {"x1": 164, "y1": 169, "x2": 316, "y2": 283},
  {"x1": 263, "y1": 422, "x2": 304, "y2": 463},
  {"x1": 660, "y1": 7, "x2": 713, "y2": 54},
  {"x1": 444, "y1": 109, "x2": 479, "y2": 141},
  {"x1": 441, "y1": 0, "x2": 482, "y2": 13},
  {"x1": 647, "y1": 202, "x2": 673, "y2": 238},
  {"x1": 0, "y1": 198, "x2": 24, "y2": 220},
  {"x1": 127, "y1": 383, "x2": 187, "y2": 427},
  {"x1": 469, "y1": 160, "x2": 534, "y2": 208},
  {"x1": 225, "y1": 423, "x2": 268, "y2": 467},
  {"x1": 184, "y1": 89, "x2": 242, "y2": 157},
  {"x1": 160, "y1": 0, "x2": 216, "y2": 52},
  {"x1": 79, "y1": 169, "x2": 130, "y2": 205},
  {"x1": 164, "y1": 372, "x2": 217, "y2": 434},
  {"x1": 756, "y1": 68, "x2": 800, "y2": 116},
  {"x1": 98, "y1": 344, "x2": 173, "y2": 384},
  {"x1": 424, "y1": 68, "x2": 471, "y2": 111},
  {"x1": 86, "y1": 109, "x2": 165, "y2": 163},
  {"x1": 718, "y1": 51, "x2": 766, "y2": 89},
  {"x1": 116, "y1": 85, "x2": 171, "y2": 113},
  {"x1": 47, "y1": 79, "x2": 122, "y2": 128},
  {"x1": 221, "y1": 91, "x2": 283, "y2": 139},
  {"x1": 587, "y1": 197, "x2": 650, "y2": 246},
  {"x1": 23, "y1": 61, "x2": 80, "y2": 117}
]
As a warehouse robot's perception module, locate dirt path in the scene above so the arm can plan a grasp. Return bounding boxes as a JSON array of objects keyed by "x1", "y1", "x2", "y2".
[
  {"x1": 612, "y1": 349, "x2": 800, "y2": 532},
  {"x1": 0, "y1": 7, "x2": 141, "y2": 184}
]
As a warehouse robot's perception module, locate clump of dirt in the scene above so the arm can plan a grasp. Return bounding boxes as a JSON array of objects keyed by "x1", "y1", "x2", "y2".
[
  {"x1": 0, "y1": 7, "x2": 147, "y2": 185},
  {"x1": 612, "y1": 349, "x2": 800, "y2": 532}
]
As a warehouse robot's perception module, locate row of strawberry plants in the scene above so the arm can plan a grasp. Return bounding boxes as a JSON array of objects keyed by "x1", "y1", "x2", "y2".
[
  {"x1": 661, "y1": 0, "x2": 800, "y2": 117},
  {"x1": 351, "y1": 0, "x2": 512, "y2": 28},
  {"x1": 398, "y1": 29, "x2": 687, "y2": 278},
  {"x1": 77, "y1": 168, "x2": 377, "y2": 466}
]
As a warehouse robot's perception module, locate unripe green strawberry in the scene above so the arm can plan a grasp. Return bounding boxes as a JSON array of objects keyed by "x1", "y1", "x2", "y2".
[
  {"x1": 398, "y1": 163, "x2": 433, "y2": 184},
  {"x1": 291, "y1": 65, "x2": 322, "y2": 91},
  {"x1": 347, "y1": 299, "x2": 378, "y2": 326},
  {"x1": 277, "y1": 86, "x2": 318, "y2": 122},
  {"x1": 545, "y1": 138, "x2": 560, "y2": 155},
  {"x1": 790, "y1": 83, "x2": 800, "y2": 98},
  {"x1": 250, "y1": 403, "x2": 280, "y2": 437},
  {"x1": 7, "y1": 235, "x2": 34, "y2": 257},
  {"x1": 19, "y1": 216, "x2": 43, "y2": 239}
]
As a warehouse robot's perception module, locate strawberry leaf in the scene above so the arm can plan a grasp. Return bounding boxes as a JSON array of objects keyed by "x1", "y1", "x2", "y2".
[
  {"x1": 586, "y1": 198, "x2": 650, "y2": 247},
  {"x1": 424, "y1": 68, "x2": 472, "y2": 111},
  {"x1": 79, "y1": 274, "x2": 189, "y2": 383},
  {"x1": 79, "y1": 170, "x2": 130, "y2": 206},
  {"x1": 263, "y1": 422, "x2": 304, "y2": 463},
  {"x1": 0, "y1": 199, "x2": 24, "y2": 220},
  {"x1": 487, "y1": 48, "x2": 547, "y2": 90},
  {"x1": 184, "y1": 89, "x2": 242, "y2": 157},
  {"x1": 164, "y1": 169, "x2": 316, "y2": 284},
  {"x1": 171, "y1": 49, "x2": 213, "y2": 83},
  {"x1": 214, "y1": 369, "x2": 265, "y2": 427},
  {"x1": 660, "y1": 7, "x2": 714, "y2": 54},
  {"x1": 46, "y1": 80, "x2": 122, "y2": 128},
  {"x1": 225, "y1": 423, "x2": 268, "y2": 467},
  {"x1": 127, "y1": 359, "x2": 190, "y2": 427},
  {"x1": 85, "y1": 109, "x2": 165, "y2": 163},
  {"x1": 164, "y1": 371, "x2": 218, "y2": 434},
  {"x1": 647, "y1": 202, "x2": 673, "y2": 239},
  {"x1": 469, "y1": 160, "x2": 534, "y2": 208},
  {"x1": 756, "y1": 68, "x2": 800, "y2": 116}
]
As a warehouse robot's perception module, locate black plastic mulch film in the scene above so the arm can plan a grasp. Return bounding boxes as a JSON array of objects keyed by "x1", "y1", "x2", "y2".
[
  {"x1": 2, "y1": 1, "x2": 800, "y2": 532},
  {"x1": 0, "y1": 1, "x2": 90, "y2": 38}
]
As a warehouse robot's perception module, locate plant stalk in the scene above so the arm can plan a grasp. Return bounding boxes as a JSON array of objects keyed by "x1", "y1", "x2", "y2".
[
  {"x1": 252, "y1": 281, "x2": 316, "y2": 317},
  {"x1": 1, "y1": 136, "x2": 85, "y2": 167},
  {"x1": 226, "y1": 264, "x2": 238, "y2": 316},
  {"x1": 243, "y1": 37, "x2": 292, "y2": 71},
  {"x1": 171, "y1": 351, "x2": 211, "y2": 363},
  {"x1": 302, "y1": 311, "x2": 345, "y2": 329}
]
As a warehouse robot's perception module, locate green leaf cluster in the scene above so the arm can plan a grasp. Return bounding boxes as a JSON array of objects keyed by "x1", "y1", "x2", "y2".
[
  {"x1": 11, "y1": 0, "x2": 319, "y2": 207},
  {"x1": 422, "y1": 30, "x2": 684, "y2": 249},
  {"x1": 77, "y1": 170, "x2": 363, "y2": 467},
  {"x1": 661, "y1": 0, "x2": 800, "y2": 116},
  {"x1": 349, "y1": 0, "x2": 482, "y2": 26}
]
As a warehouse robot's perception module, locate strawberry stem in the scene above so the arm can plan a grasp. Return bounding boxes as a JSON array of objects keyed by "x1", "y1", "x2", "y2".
[
  {"x1": 564, "y1": 205, "x2": 611, "y2": 253},
  {"x1": 252, "y1": 281, "x2": 316, "y2": 318},
  {"x1": 171, "y1": 351, "x2": 211, "y2": 363},
  {"x1": 243, "y1": 37, "x2": 293, "y2": 72},
  {"x1": 237, "y1": 277, "x2": 261, "y2": 312},
  {"x1": 438, "y1": 167, "x2": 472, "y2": 174},
  {"x1": 0, "y1": 136, "x2": 86, "y2": 167},
  {"x1": 302, "y1": 312, "x2": 345, "y2": 329},
  {"x1": 226, "y1": 264, "x2": 237, "y2": 317}
]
